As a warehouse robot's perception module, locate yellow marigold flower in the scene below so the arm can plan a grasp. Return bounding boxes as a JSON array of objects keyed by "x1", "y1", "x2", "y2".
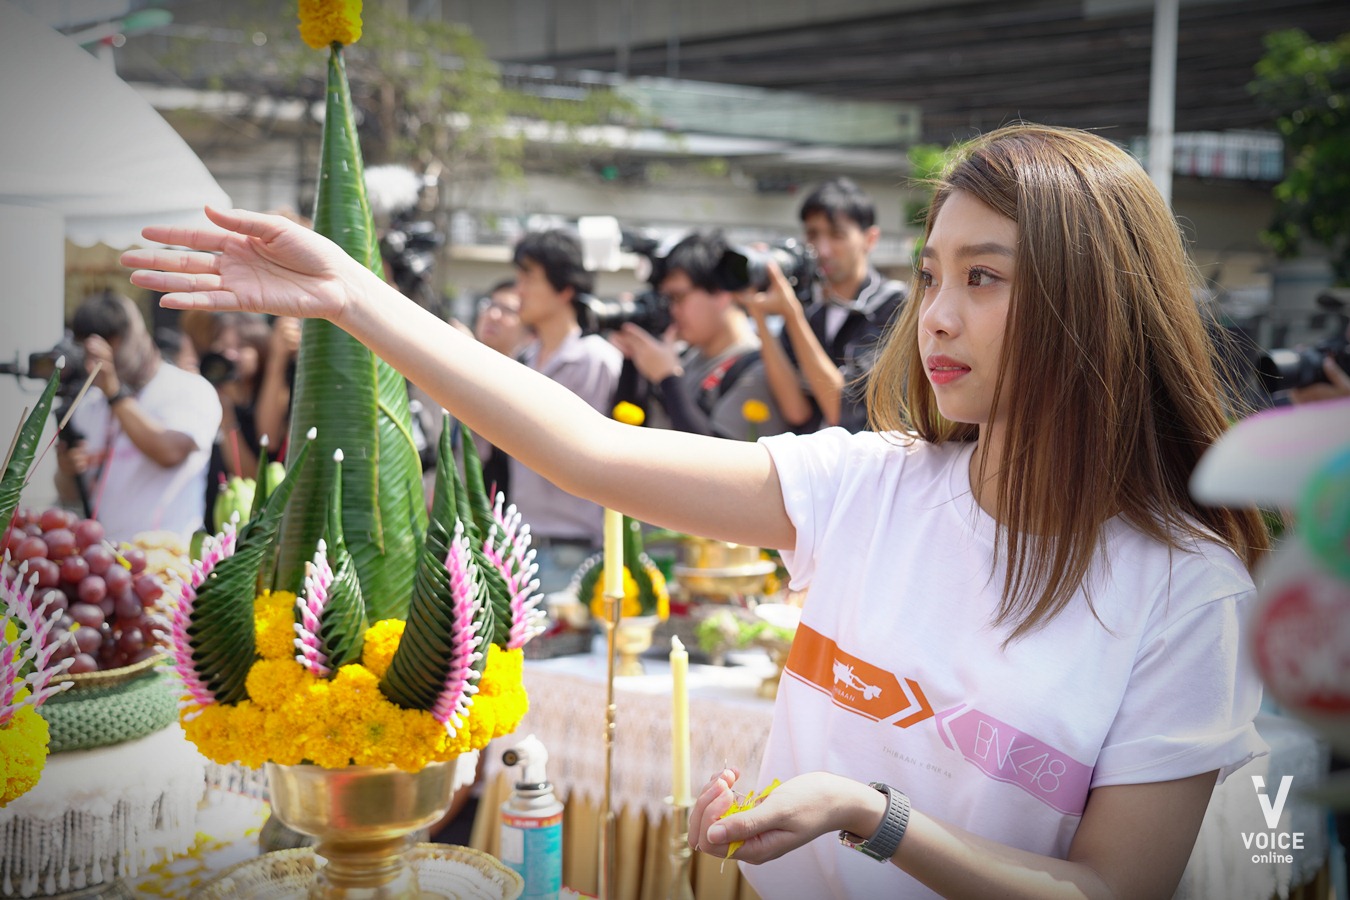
[
  {"x1": 227, "y1": 702, "x2": 269, "y2": 769},
  {"x1": 467, "y1": 695, "x2": 496, "y2": 750},
  {"x1": 254, "y1": 591, "x2": 298, "y2": 661},
  {"x1": 402, "y1": 709, "x2": 452, "y2": 768},
  {"x1": 181, "y1": 703, "x2": 239, "y2": 766},
  {"x1": 651, "y1": 567, "x2": 670, "y2": 621},
  {"x1": 612, "y1": 401, "x2": 645, "y2": 426},
  {"x1": 298, "y1": 0, "x2": 362, "y2": 50},
  {"x1": 741, "y1": 399, "x2": 771, "y2": 424},
  {"x1": 246, "y1": 658, "x2": 314, "y2": 711},
  {"x1": 0, "y1": 706, "x2": 50, "y2": 807},
  {"x1": 492, "y1": 685, "x2": 529, "y2": 738},
  {"x1": 478, "y1": 646, "x2": 523, "y2": 699},
  {"x1": 350, "y1": 704, "x2": 406, "y2": 768},
  {"x1": 362, "y1": 619, "x2": 405, "y2": 679},
  {"x1": 589, "y1": 567, "x2": 642, "y2": 620}
]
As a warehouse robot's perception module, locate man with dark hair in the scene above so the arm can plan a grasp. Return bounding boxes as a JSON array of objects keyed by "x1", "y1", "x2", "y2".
[
  {"x1": 510, "y1": 228, "x2": 622, "y2": 592},
  {"x1": 56, "y1": 290, "x2": 220, "y2": 541},
  {"x1": 743, "y1": 176, "x2": 907, "y2": 432},
  {"x1": 611, "y1": 230, "x2": 788, "y2": 441}
]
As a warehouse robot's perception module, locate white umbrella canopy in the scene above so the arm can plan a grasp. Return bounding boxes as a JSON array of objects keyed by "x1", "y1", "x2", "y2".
[{"x1": 0, "y1": 0, "x2": 229, "y2": 248}]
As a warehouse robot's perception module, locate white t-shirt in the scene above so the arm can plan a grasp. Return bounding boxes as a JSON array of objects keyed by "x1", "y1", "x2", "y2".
[
  {"x1": 71, "y1": 362, "x2": 221, "y2": 543},
  {"x1": 749, "y1": 428, "x2": 1266, "y2": 900}
]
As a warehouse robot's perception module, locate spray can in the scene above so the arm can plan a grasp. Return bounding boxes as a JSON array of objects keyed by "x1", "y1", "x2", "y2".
[{"x1": 500, "y1": 734, "x2": 564, "y2": 900}]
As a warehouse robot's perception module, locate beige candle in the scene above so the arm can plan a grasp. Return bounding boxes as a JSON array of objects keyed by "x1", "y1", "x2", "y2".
[
  {"x1": 670, "y1": 635, "x2": 692, "y2": 805},
  {"x1": 603, "y1": 509, "x2": 624, "y2": 597}
]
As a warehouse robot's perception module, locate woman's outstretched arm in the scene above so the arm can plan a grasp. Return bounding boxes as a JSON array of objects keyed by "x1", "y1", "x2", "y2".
[{"x1": 123, "y1": 207, "x2": 794, "y2": 549}]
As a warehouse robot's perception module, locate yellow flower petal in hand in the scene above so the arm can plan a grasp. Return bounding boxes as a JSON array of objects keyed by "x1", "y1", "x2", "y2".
[
  {"x1": 298, "y1": 0, "x2": 363, "y2": 50},
  {"x1": 720, "y1": 778, "x2": 781, "y2": 858},
  {"x1": 612, "y1": 401, "x2": 646, "y2": 426}
]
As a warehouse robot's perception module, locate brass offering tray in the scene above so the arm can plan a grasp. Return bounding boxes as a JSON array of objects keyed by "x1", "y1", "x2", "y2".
[
  {"x1": 196, "y1": 844, "x2": 523, "y2": 899},
  {"x1": 674, "y1": 537, "x2": 776, "y2": 598}
]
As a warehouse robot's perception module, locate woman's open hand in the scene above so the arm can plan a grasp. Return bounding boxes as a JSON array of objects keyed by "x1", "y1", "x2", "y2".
[
  {"x1": 689, "y1": 770, "x2": 885, "y2": 866},
  {"x1": 121, "y1": 206, "x2": 369, "y2": 325}
]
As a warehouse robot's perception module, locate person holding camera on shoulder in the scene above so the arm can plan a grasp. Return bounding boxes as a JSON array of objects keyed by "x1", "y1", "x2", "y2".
[
  {"x1": 55, "y1": 290, "x2": 221, "y2": 543},
  {"x1": 610, "y1": 230, "x2": 790, "y2": 441},
  {"x1": 511, "y1": 227, "x2": 623, "y2": 592},
  {"x1": 743, "y1": 177, "x2": 907, "y2": 433}
]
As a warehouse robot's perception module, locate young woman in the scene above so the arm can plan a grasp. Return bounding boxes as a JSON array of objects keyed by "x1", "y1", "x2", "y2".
[{"x1": 123, "y1": 124, "x2": 1268, "y2": 898}]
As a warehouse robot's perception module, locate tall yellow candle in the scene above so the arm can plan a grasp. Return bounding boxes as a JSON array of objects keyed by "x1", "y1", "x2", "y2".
[
  {"x1": 603, "y1": 508, "x2": 624, "y2": 597},
  {"x1": 670, "y1": 635, "x2": 692, "y2": 805}
]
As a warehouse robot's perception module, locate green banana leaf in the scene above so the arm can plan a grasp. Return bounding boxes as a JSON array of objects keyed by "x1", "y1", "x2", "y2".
[
  {"x1": 449, "y1": 439, "x2": 507, "y2": 648},
  {"x1": 315, "y1": 451, "x2": 367, "y2": 670},
  {"x1": 382, "y1": 414, "x2": 478, "y2": 710},
  {"x1": 250, "y1": 439, "x2": 273, "y2": 590},
  {"x1": 0, "y1": 369, "x2": 61, "y2": 539},
  {"x1": 624, "y1": 515, "x2": 655, "y2": 609},
  {"x1": 460, "y1": 426, "x2": 495, "y2": 539},
  {"x1": 274, "y1": 47, "x2": 427, "y2": 621},
  {"x1": 189, "y1": 435, "x2": 314, "y2": 704}
]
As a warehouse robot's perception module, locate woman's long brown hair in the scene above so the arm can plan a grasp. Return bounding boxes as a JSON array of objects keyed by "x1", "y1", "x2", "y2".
[{"x1": 868, "y1": 124, "x2": 1269, "y2": 640}]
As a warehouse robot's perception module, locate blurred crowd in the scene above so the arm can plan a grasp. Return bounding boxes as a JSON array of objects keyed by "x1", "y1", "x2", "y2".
[{"x1": 48, "y1": 175, "x2": 1349, "y2": 565}]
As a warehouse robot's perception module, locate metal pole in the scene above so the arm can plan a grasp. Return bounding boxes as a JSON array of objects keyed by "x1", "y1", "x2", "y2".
[
  {"x1": 1147, "y1": 0, "x2": 1179, "y2": 207},
  {"x1": 598, "y1": 589, "x2": 621, "y2": 899}
]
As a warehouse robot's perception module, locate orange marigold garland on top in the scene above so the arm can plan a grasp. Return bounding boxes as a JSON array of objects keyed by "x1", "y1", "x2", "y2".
[{"x1": 298, "y1": 0, "x2": 362, "y2": 50}]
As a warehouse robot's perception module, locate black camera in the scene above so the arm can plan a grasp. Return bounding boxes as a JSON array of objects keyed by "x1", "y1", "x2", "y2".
[
  {"x1": 579, "y1": 289, "x2": 672, "y2": 336},
  {"x1": 0, "y1": 337, "x2": 87, "y2": 397},
  {"x1": 577, "y1": 229, "x2": 674, "y2": 336},
  {"x1": 714, "y1": 239, "x2": 815, "y2": 303},
  {"x1": 1257, "y1": 334, "x2": 1350, "y2": 395},
  {"x1": 198, "y1": 351, "x2": 237, "y2": 387},
  {"x1": 1255, "y1": 291, "x2": 1350, "y2": 395},
  {"x1": 380, "y1": 217, "x2": 445, "y2": 305}
]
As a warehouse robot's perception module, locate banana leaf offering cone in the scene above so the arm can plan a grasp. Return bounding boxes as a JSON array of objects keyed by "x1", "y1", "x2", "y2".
[{"x1": 165, "y1": 5, "x2": 541, "y2": 772}]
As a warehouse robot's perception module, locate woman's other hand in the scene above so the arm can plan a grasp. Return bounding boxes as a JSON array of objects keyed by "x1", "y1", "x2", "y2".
[{"x1": 691, "y1": 771, "x2": 885, "y2": 865}]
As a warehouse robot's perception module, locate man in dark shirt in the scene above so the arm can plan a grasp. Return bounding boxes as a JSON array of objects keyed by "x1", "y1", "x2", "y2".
[{"x1": 742, "y1": 177, "x2": 907, "y2": 432}]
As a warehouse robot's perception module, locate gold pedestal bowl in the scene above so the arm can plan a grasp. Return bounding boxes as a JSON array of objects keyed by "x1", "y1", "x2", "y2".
[{"x1": 265, "y1": 759, "x2": 456, "y2": 899}]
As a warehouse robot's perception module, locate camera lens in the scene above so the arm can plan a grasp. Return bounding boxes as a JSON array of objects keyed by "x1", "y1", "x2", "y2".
[{"x1": 198, "y1": 351, "x2": 237, "y2": 387}]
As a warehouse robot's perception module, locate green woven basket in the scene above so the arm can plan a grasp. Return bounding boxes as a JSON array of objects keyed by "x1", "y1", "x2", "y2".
[{"x1": 40, "y1": 658, "x2": 178, "y2": 753}]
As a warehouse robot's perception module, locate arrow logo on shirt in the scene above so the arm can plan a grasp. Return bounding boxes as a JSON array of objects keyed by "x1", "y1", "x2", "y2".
[{"x1": 785, "y1": 623, "x2": 933, "y2": 727}]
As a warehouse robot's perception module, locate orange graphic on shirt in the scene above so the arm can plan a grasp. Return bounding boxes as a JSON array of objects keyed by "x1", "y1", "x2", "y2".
[{"x1": 784, "y1": 623, "x2": 933, "y2": 727}]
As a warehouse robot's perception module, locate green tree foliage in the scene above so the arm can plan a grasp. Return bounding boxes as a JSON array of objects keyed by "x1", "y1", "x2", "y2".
[
  {"x1": 144, "y1": 2, "x2": 635, "y2": 228},
  {"x1": 1250, "y1": 29, "x2": 1350, "y2": 284}
]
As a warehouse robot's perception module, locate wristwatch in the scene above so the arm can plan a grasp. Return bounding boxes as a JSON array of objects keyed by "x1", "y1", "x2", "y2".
[
  {"x1": 107, "y1": 384, "x2": 135, "y2": 406},
  {"x1": 838, "y1": 782, "x2": 910, "y2": 862}
]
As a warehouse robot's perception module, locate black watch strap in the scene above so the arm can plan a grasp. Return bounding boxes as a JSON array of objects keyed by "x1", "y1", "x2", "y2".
[
  {"x1": 107, "y1": 385, "x2": 134, "y2": 406},
  {"x1": 838, "y1": 782, "x2": 910, "y2": 862}
]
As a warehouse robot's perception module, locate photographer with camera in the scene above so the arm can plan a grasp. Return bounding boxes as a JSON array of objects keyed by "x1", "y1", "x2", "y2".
[
  {"x1": 1256, "y1": 291, "x2": 1350, "y2": 405},
  {"x1": 196, "y1": 311, "x2": 300, "y2": 531},
  {"x1": 740, "y1": 177, "x2": 907, "y2": 433},
  {"x1": 511, "y1": 228, "x2": 623, "y2": 592},
  {"x1": 610, "y1": 230, "x2": 789, "y2": 441},
  {"x1": 1290, "y1": 354, "x2": 1350, "y2": 403},
  {"x1": 55, "y1": 290, "x2": 220, "y2": 542}
]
